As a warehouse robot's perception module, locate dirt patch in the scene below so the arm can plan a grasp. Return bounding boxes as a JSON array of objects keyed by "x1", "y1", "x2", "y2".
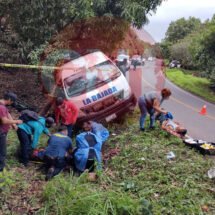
[{"x1": 0, "y1": 69, "x2": 47, "y2": 114}]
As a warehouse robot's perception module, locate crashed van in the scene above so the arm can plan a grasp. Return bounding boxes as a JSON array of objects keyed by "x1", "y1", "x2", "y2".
[{"x1": 52, "y1": 51, "x2": 136, "y2": 124}]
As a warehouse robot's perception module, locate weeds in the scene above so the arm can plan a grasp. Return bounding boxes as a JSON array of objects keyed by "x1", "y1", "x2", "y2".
[{"x1": 1, "y1": 111, "x2": 215, "y2": 214}]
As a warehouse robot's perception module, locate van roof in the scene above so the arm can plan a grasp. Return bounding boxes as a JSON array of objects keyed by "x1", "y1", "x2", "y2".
[{"x1": 61, "y1": 51, "x2": 109, "y2": 80}]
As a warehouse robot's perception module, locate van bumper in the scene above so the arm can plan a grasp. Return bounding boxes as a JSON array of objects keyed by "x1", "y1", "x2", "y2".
[{"x1": 76, "y1": 93, "x2": 137, "y2": 126}]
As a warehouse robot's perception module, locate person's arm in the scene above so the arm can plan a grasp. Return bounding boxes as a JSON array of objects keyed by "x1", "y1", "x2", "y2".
[
  {"x1": 43, "y1": 127, "x2": 51, "y2": 137},
  {"x1": 55, "y1": 107, "x2": 60, "y2": 125},
  {"x1": 7, "y1": 113, "x2": 18, "y2": 130},
  {"x1": 69, "y1": 103, "x2": 79, "y2": 124},
  {"x1": 153, "y1": 99, "x2": 167, "y2": 114},
  {"x1": 0, "y1": 117, "x2": 22, "y2": 125}
]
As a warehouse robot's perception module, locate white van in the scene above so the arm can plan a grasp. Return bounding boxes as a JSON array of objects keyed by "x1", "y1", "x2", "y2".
[{"x1": 57, "y1": 51, "x2": 136, "y2": 124}]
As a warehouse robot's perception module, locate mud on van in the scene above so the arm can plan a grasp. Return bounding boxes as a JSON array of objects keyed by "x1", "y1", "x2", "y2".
[{"x1": 43, "y1": 51, "x2": 136, "y2": 125}]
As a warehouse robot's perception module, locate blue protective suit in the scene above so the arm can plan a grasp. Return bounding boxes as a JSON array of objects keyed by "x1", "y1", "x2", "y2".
[
  {"x1": 74, "y1": 132, "x2": 103, "y2": 172},
  {"x1": 91, "y1": 121, "x2": 109, "y2": 143}
]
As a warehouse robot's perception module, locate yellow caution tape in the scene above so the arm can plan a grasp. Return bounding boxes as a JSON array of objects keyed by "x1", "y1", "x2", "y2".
[{"x1": 0, "y1": 63, "x2": 60, "y2": 70}]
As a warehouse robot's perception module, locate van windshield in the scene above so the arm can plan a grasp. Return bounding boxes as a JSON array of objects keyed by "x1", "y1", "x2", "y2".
[{"x1": 64, "y1": 60, "x2": 121, "y2": 97}]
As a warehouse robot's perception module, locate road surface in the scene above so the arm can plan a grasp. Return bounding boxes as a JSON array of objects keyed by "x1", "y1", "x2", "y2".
[{"x1": 127, "y1": 60, "x2": 215, "y2": 142}]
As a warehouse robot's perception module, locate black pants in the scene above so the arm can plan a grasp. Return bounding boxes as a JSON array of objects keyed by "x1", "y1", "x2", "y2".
[
  {"x1": 44, "y1": 156, "x2": 66, "y2": 178},
  {"x1": 17, "y1": 128, "x2": 32, "y2": 166},
  {"x1": 86, "y1": 159, "x2": 95, "y2": 172},
  {"x1": 0, "y1": 132, "x2": 7, "y2": 171}
]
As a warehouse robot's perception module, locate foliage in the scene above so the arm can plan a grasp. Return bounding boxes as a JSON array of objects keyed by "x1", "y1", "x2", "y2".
[
  {"x1": 166, "y1": 68, "x2": 215, "y2": 103},
  {"x1": 190, "y1": 22, "x2": 215, "y2": 84},
  {"x1": 161, "y1": 15, "x2": 215, "y2": 85},
  {"x1": 169, "y1": 39, "x2": 196, "y2": 69},
  {"x1": 42, "y1": 174, "x2": 152, "y2": 215},
  {"x1": 164, "y1": 17, "x2": 201, "y2": 43},
  {"x1": 1, "y1": 112, "x2": 215, "y2": 214},
  {"x1": 0, "y1": 0, "x2": 163, "y2": 61},
  {"x1": 159, "y1": 41, "x2": 171, "y2": 59}
]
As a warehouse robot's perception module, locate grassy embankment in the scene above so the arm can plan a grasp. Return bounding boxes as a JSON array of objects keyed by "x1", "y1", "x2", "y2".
[
  {"x1": 0, "y1": 110, "x2": 215, "y2": 214},
  {"x1": 166, "y1": 68, "x2": 215, "y2": 103}
]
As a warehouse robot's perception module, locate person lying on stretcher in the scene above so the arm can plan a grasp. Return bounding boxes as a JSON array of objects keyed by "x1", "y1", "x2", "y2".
[{"x1": 156, "y1": 112, "x2": 187, "y2": 137}]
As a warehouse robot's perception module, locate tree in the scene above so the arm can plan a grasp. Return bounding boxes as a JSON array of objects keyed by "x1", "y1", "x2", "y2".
[
  {"x1": 0, "y1": 0, "x2": 163, "y2": 61},
  {"x1": 165, "y1": 17, "x2": 201, "y2": 43},
  {"x1": 190, "y1": 22, "x2": 215, "y2": 85},
  {"x1": 169, "y1": 39, "x2": 195, "y2": 69}
]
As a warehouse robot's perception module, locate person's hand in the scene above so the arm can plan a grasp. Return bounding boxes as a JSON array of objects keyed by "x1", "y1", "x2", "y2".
[
  {"x1": 161, "y1": 109, "x2": 168, "y2": 115},
  {"x1": 12, "y1": 124, "x2": 18, "y2": 131},
  {"x1": 16, "y1": 120, "x2": 23, "y2": 124},
  {"x1": 46, "y1": 133, "x2": 51, "y2": 137}
]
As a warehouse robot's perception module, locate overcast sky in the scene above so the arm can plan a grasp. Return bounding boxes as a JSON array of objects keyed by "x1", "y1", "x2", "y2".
[{"x1": 144, "y1": 0, "x2": 215, "y2": 42}]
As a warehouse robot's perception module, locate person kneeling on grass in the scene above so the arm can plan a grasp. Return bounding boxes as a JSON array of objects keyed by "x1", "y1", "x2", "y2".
[
  {"x1": 43, "y1": 125, "x2": 72, "y2": 180},
  {"x1": 156, "y1": 112, "x2": 187, "y2": 137},
  {"x1": 74, "y1": 121, "x2": 103, "y2": 174},
  {"x1": 17, "y1": 116, "x2": 54, "y2": 167}
]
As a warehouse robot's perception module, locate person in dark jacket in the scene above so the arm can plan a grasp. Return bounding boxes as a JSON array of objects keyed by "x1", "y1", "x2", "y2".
[
  {"x1": 0, "y1": 92, "x2": 22, "y2": 171},
  {"x1": 17, "y1": 116, "x2": 54, "y2": 166},
  {"x1": 44, "y1": 125, "x2": 72, "y2": 180}
]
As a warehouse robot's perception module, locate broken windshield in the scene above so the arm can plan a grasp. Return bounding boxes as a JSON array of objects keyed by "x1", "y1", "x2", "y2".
[{"x1": 64, "y1": 60, "x2": 121, "y2": 97}]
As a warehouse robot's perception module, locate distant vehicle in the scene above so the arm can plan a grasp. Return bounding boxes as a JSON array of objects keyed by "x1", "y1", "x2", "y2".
[
  {"x1": 115, "y1": 54, "x2": 131, "y2": 74},
  {"x1": 169, "y1": 60, "x2": 181, "y2": 68},
  {"x1": 130, "y1": 55, "x2": 144, "y2": 70},
  {"x1": 147, "y1": 57, "x2": 154, "y2": 61},
  {"x1": 116, "y1": 54, "x2": 130, "y2": 65}
]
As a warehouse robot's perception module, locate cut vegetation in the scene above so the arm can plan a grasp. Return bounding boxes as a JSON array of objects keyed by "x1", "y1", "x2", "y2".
[
  {"x1": 166, "y1": 68, "x2": 215, "y2": 103},
  {"x1": 0, "y1": 111, "x2": 215, "y2": 214}
]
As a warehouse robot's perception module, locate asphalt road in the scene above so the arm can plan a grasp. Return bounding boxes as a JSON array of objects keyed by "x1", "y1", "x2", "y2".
[{"x1": 127, "y1": 60, "x2": 215, "y2": 142}]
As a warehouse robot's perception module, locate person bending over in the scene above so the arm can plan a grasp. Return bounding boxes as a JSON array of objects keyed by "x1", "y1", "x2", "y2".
[
  {"x1": 17, "y1": 116, "x2": 54, "y2": 166},
  {"x1": 138, "y1": 88, "x2": 172, "y2": 131},
  {"x1": 43, "y1": 125, "x2": 72, "y2": 180}
]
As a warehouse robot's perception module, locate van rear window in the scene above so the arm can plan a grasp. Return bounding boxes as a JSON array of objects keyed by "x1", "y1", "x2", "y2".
[{"x1": 64, "y1": 60, "x2": 120, "y2": 97}]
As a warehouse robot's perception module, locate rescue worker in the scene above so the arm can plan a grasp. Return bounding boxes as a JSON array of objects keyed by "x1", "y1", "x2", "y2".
[
  {"x1": 0, "y1": 92, "x2": 22, "y2": 171},
  {"x1": 138, "y1": 88, "x2": 172, "y2": 131},
  {"x1": 17, "y1": 116, "x2": 54, "y2": 166},
  {"x1": 43, "y1": 125, "x2": 72, "y2": 180},
  {"x1": 55, "y1": 97, "x2": 78, "y2": 138}
]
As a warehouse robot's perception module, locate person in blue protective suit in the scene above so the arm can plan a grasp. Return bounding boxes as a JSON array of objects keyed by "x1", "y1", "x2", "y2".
[
  {"x1": 42, "y1": 125, "x2": 72, "y2": 180},
  {"x1": 91, "y1": 121, "x2": 109, "y2": 143},
  {"x1": 74, "y1": 121, "x2": 103, "y2": 173},
  {"x1": 138, "y1": 88, "x2": 172, "y2": 131},
  {"x1": 17, "y1": 116, "x2": 54, "y2": 166}
]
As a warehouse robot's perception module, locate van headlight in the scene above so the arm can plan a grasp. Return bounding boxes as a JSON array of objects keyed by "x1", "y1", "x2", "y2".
[{"x1": 124, "y1": 89, "x2": 131, "y2": 99}]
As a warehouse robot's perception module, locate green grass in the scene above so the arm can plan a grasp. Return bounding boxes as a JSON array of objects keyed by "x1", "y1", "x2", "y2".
[
  {"x1": 1, "y1": 111, "x2": 215, "y2": 214},
  {"x1": 166, "y1": 68, "x2": 215, "y2": 103}
]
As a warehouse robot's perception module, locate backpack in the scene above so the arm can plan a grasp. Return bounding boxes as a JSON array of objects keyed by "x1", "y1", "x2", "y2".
[{"x1": 19, "y1": 110, "x2": 39, "y2": 123}]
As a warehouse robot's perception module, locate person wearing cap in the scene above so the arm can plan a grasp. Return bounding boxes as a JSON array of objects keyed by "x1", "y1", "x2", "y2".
[
  {"x1": 55, "y1": 97, "x2": 79, "y2": 138},
  {"x1": 0, "y1": 92, "x2": 23, "y2": 172},
  {"x1": 138, "y1": 88, "x2": 172, "y2": 131},
  {"x1": 17, "y1": 116, "x2": 54, "y2": 166}
]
